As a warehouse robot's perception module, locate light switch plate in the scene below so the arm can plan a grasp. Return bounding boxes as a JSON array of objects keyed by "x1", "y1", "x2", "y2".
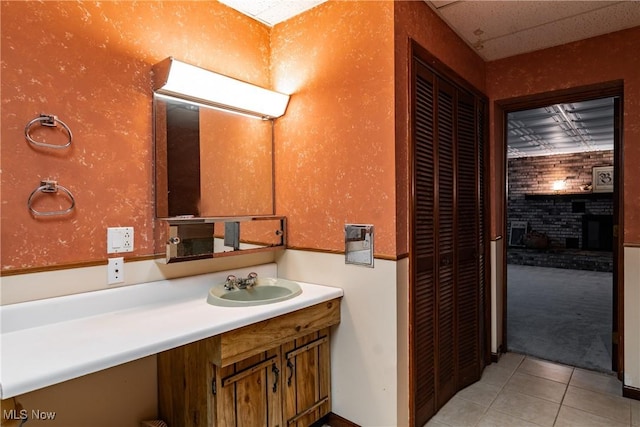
[{"x1": 107, "y1": 227, "x2": 134, "y2": 254}]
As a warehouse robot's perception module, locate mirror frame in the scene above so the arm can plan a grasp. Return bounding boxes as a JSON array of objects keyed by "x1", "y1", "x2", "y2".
[{"x1": 159, "y1": 216, "x2": 286, "y2": 263}]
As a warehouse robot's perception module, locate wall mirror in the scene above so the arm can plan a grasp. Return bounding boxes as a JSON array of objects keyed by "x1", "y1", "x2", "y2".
[
  {"x1": 152, "y1": 57, "x2": 290, "y2": 262},
  {"x1": 154, "y1": 95, "x2": 274, "y2": 218}
]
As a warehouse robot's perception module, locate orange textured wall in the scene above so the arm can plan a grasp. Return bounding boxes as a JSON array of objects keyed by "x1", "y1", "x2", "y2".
[
  {"x1": 486, "y1": 27, "x2": 640, "y2": 243},
  {"x1": 200, "y1": 109, "x2": 273, "y2": 216},
  {"x1": 393, "y1": 1, "x2": 487, "y2": 255},
  {"x1": 271, "y1": 1, "x2": 397, "y2": 257},
  {"x1": 1, "y1": 1, "x2": 271, "y2": 270}
]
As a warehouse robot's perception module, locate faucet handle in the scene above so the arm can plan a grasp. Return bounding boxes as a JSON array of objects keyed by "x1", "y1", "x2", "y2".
[
  {"x1": 224, "y1": 275, "x2": 238, "y2": 290},
  {"x1": 245, "y1": 272, "x2": 258, "y2": 287}
]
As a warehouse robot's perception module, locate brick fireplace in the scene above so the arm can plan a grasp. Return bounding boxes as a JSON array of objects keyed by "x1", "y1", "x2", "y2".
[
  {"x1": 583, "y1": 214, "x2": 613, "y2": 251},
  {"x1": 507, "y1": 151, "x2": 614, "y2": 272}
]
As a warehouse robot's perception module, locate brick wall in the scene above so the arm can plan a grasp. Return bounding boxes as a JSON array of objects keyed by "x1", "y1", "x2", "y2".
[
  {"x1": 509, "y1": 150, "x2": 614, "y2": 197},
  {"x1": 507, "y1": 151, "x2": 614, "y2": 271}
]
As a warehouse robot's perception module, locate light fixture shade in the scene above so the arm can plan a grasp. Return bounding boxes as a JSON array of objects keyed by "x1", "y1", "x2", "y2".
[{"x1": 152, "y1": 57, "x2": 290, "y2": 119}]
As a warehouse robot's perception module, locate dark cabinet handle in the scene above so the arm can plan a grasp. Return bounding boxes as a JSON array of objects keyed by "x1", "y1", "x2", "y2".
[
  {"x1": 272, "y1": 364, "x2": 279, "y2": 393},
  {"x1": 287, "y1": 360, "x2": 294, "y2": 386}
]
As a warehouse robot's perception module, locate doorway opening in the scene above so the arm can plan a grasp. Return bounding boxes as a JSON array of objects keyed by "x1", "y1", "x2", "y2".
[{"x1": 503, "y1": 92, "x2": 622, "y2": 374}]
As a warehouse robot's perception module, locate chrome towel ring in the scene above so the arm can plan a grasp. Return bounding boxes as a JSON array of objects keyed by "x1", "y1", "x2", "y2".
[
  {"x1": 25, "y1": 114, "x2": 73, "y2": 149},
  {"x1": 27, "y1": 180, "x2": 76, "y2": 216}
]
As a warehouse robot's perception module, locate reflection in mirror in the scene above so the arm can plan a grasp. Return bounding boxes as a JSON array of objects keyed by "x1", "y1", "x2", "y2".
[
  {"x1": 163, "y1": 217, "x2": 286, "y2": 263},
  {"x1": 154, "y1": 95, "x2": 274, "y2": 218}
]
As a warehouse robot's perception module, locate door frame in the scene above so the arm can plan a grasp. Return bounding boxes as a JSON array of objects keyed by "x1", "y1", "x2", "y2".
[{"x1": 495, "y1": 80, "x2": 624, "y2": 376}]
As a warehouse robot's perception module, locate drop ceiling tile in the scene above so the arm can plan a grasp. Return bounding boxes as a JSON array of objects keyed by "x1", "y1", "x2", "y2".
[
  {"x1": 256, "y1": 0, "x2": 326, "y2": 25},
  {"x1": 434, "y1": 1, "x2": 612, "y2": 42},
  {"x1": 219, "y1": 0, "x2": 326, "y2": 26},
  {"x1": 479, "y1": 2, "x2": 640, "y2": 60},
  {"x1": 218, "y1": 0, "x2": 274, "y2": 16}
]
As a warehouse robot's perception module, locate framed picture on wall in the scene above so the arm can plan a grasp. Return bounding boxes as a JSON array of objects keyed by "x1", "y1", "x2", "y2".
[
  {"x1": 509, "y1": 221, "x2": 528, "y2": 247},
  {"x1": 592, "y1": 166, "x2": 614, "y2": 193}
]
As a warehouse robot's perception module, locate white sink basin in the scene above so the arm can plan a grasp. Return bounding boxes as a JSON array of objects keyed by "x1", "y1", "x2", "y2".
[{"x1": 207, "y1": 277, "x2": 302, "y2": 307}]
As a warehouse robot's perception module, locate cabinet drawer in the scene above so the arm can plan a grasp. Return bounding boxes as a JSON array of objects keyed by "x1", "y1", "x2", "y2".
[{"x1": 212, "y1": 298, "x2": 340, "y2": 366}]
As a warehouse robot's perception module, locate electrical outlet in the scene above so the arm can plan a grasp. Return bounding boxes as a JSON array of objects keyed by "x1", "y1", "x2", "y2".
[
  {"x1": 107, "y1": 257, "x2": 125, "y2": 285},
  {"x1": 107, "y1": 227, "x2": 134, "y2": 253}
]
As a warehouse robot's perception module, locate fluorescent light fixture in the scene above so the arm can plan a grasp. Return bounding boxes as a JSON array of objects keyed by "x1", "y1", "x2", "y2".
[
  {"x1": 552, "y1": 180, "x2": 566, "y2": 191},
  {"x1": 152, "y1": 57, "x2": 290, "y2": 119}
]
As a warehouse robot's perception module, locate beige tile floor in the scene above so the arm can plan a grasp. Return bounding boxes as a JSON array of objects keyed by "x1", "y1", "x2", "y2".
[{"x1": 426, "y1": 353, "x2": 640, "y2": 427}]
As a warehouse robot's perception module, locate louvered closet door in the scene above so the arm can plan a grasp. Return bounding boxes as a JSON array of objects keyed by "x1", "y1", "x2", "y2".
[
  {"x1": 435, "y1": 78, "x2": 457, "y2": 407},
  {"x1": 412, "y1": 56, "x2": 486, "y2": 427},
  {"x1": 456, "y1": 90, "x2": 481, "y2": 389},
  {"x1": 477, "y1": 101, "x2": 489, "y2": 368},
  {"x1": 413, "y1": 65, "x2": 437, "y2": 425}
]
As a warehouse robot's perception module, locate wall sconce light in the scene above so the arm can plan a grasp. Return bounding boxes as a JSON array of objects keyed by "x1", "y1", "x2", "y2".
[
  {"x1": 552, "y1": 179, "x2": 566, "y2": 192},
  {"x1": 152, "y1": 57, "x2": 290, "y2": 119}
]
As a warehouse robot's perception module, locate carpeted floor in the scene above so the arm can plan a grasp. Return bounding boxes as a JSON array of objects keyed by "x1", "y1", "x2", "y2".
[{"x1": 506, "y1": 264, "x2": 613, "y2": 373}]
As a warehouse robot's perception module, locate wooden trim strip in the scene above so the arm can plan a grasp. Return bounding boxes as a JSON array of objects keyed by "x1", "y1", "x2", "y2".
[
  {"x1": 221, "y1": 355, "x2": 276, "y2": 388},
  {"x1": 0, "y1": 254, "x2": 162, "y2": 276},
  {"x1": 496, "y1": 80, "x2": 623, "y2": 112},
  {"x1": 1, "y1": 246, "x2": 409, "y2": 277},
  {"x1": 623, "y1": 385, "x2": 640, "y2": 401},
  {"x1": 285, "y1": 336, "x2": 328, "y2": 360},
  {"x1": 324, "y1": 412, "x2": 362, "y2": 427},
  {"x1": 287, "y1": 396, "x2": 329, "y2": 425},
  {"x1": 284, "y1": 246, "x2": 400, "y2": 261}
]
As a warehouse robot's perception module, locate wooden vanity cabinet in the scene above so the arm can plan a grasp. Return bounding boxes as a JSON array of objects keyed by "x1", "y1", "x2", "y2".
[{"x1": 158, "y1": 298, "x2": 340, "y2": 427}]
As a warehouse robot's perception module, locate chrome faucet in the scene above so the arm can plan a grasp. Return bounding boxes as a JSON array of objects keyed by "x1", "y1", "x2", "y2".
[{"x1": 224, "y1": 272, "x2": 258, "y2": 290}]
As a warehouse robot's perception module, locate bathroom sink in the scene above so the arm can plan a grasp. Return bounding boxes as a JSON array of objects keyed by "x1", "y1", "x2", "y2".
[{"x1": 207, "y1": 277, "x2": 302, "y2": 307}]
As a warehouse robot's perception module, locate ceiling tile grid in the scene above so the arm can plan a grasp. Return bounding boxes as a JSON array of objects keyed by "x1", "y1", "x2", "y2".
[{"x1": 507, "y1": 98, "x2": 614, "y2": 158}]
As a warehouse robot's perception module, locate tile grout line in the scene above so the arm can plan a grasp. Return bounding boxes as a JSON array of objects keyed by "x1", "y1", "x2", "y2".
[
  {"x1": 552, "y1": 366, "x2": 575, "y2": 426},
  {"x1": 489, "y1": 355, "x2": 567, "y2": 427},
  {"x1": 435, "y1": 357, "x2": 521, "y2": 427},
  {"x1": 471, "y1": 354, "x2": 527, "y2": 427},
  {"x1": 562, "y1": 377, "x2": 634, "y2": 426},
  {"x1": 435, "y1": 354, "x2": 634, "y2": 427}
]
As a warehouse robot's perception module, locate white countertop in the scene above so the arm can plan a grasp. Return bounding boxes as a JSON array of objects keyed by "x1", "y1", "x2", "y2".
[{"x1": 0, "y1": 264, "x2": 343, "y2": 399}]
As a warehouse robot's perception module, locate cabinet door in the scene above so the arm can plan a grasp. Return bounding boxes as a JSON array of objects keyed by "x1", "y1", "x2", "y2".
[
  {"x1": 282, "y1": 328, "x2": 331, "y2": 427},
  {"x1": 213, "y1": 348, "x2": 283, "y2": 427}
]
